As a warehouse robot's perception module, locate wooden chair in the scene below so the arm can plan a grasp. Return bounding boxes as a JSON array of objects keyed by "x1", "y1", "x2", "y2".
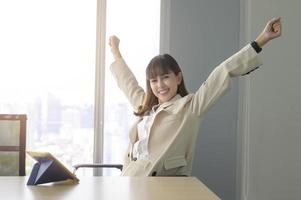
[{"x1": 0, "y1": 114, "x2": 27, "y2": 176}]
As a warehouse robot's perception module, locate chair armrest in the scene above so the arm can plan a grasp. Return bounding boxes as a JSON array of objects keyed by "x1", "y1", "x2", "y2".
[{"x1": 73, "y1": 163, "x2": 123, "y2": 174}]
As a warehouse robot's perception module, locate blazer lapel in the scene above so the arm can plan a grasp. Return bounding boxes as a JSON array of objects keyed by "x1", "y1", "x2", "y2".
[
  {"x1": 129, "y1": 117, "x2": 142, "y2": 144},
  {"x1": 161, "y1": 94, "x2": 193, "y2": 114}
]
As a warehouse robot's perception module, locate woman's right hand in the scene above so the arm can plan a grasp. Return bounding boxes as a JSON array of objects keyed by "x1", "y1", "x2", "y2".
[{"x1": 109, "y1": 35, "x2": 122, "y2": 60}]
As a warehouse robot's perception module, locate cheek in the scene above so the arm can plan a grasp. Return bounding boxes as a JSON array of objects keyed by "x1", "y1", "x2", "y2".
[
  {"x1": 173, "y1": 85, "x2": 179, "y2": 93},
  {"x1": 167, "y1": 80, "x2": 178, "y2": 91},
  {"x1": 150, "y1": 84, "x2": 157, "y2": 94}
]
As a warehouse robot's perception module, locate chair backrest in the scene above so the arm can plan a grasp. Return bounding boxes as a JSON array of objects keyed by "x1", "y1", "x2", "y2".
[{"x1": 0, "y1": 114, "x2": 27, "y2": 176}]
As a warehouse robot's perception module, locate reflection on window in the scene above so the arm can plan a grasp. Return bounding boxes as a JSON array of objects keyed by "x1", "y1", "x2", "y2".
[
  {"x1": 0, "y1": 0, "x2": 96, "y2": 175},
  {"x1": 104, "y1": 0, "x2": 160, "y2": 175}
]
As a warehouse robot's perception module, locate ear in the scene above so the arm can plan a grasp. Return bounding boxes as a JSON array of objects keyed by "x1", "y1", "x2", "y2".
[{"x1": 176, "y1": 72, "x2": 182, "y2": 85}]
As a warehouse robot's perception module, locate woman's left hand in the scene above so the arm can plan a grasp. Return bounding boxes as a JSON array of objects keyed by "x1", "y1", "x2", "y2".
[{"x1": 255, "y1": 17, "x2": 282, "y2": 47}]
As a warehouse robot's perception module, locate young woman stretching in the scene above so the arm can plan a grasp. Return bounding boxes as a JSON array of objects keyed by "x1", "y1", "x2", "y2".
[{"x1": 108, "y1": 17, "x2": 281, "y2": 176}]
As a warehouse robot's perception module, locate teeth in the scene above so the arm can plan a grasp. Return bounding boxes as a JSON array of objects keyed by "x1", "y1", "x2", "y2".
[{"x1": 158, "y1": 89, "x2": 168, "y2": 94}]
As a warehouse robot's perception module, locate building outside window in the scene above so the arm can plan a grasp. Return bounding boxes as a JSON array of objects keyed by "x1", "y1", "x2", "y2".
[{"x1": 0, "y1": 0, "x2": 160, "y2": 176}]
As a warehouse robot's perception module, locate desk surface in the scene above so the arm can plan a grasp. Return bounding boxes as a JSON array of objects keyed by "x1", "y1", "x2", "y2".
[{"x1": 0, "y1": 176, "x2": 220, "y2": 200}]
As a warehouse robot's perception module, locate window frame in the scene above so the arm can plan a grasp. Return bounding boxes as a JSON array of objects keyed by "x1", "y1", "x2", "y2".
[{"x1": 93, "y1": 0, "x2": 106, "y2": 176}]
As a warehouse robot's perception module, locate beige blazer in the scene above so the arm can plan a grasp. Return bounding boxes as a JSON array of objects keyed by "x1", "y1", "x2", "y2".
[{"x1": 110, "y1": 44, "x2": 262, "y2": 176}]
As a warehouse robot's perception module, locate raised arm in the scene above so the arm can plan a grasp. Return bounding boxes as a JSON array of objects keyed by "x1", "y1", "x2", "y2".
[
  {"x1": 189, "y1": 17, "x2": 282, "y2": 116},
  {"x1": 255, "y1": 17, "x2": 282, "y2": 48},
  {"x1": 109, "y1": 36, "x2": 145, "y2": 111},
  {"x1": 109, "y1": 35, "x2": 122, "y2": 61}
]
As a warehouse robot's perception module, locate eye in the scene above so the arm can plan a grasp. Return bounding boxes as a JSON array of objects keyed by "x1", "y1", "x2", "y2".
[
  {"x1": 150, "y1": 79, "x2": 157, "y2": 83},
  {"x1": 163, "y1": 74, "x2": 170, "y2": 79}
]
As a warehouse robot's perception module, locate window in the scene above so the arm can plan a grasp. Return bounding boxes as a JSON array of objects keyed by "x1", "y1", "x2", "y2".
[
  {"x1": 103, "y1": 0, "x2": 160, "y2": 175},
  {"x1": 0, "y1": 0, "x2": 160, "y2": 176},
  {"x1": 0, "y1": 0, "x2": 97, "y2": 175}
]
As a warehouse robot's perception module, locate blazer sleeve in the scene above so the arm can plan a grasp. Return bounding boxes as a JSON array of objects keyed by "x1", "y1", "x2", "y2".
[
  {"x1": 110, "y1": 58, "x2": 145, "y2": 111},
  {"x1": 189, "y1": 44, "x2": 263, "y2": 116}
]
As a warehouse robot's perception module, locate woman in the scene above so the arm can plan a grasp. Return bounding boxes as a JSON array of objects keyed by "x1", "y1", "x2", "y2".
[{"x1": 109, "y1": 17, "x2": 281, "y2": 176}]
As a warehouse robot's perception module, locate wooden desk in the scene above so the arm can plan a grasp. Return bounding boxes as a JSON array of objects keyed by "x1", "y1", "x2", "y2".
[{"x1": 0, "y1": 176, "x2": 220, "y2": 200}]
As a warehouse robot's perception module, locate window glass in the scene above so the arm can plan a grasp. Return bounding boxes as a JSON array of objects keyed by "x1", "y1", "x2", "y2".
[
  {"x1": 0, "y1": 0, "x2": 97, "y2": 176},
  {"x1": 104, "y1": 0, "x2": 160, "y2": 175}
]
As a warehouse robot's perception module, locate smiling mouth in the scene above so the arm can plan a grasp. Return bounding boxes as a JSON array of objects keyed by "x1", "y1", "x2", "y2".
[{"x1": 158, "y1": 89, "x2": 169, "y2": 95}]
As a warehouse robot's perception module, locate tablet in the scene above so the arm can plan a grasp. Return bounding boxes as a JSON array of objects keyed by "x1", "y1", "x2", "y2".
[{"x1": 27, "y1": 151, "x2": 79, "y2": 185}]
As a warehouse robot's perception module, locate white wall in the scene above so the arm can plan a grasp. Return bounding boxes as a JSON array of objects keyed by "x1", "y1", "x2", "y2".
[{"x1": 240, "y1": 0, "x2": 301, "y2": 199}]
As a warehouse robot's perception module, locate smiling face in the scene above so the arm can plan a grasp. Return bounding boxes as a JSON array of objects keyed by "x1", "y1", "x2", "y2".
[
  {"x1": 143, "y1": 54, "x2": 188, "y2": 110},
  {"x1": 149, "y1": 72, "x2": 182, "y2": 103}
]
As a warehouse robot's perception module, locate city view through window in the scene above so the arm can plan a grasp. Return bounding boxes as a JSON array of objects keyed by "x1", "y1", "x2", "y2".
[
  {"x1": 0, "y1": 0, "x2": 97, "y2": 175},
  {"x1": 0, "y1": 0, "x2": 160, "y2": 176}
]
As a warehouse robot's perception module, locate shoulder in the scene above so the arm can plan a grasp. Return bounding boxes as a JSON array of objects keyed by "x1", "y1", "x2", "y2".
[{"x1": 164, "y1": 94, "x2": 194, "y2": 114}]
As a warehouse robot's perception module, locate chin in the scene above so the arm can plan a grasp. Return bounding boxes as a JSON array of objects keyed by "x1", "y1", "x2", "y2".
[{"x1": 159, "y1": 97, "x2": 171, "y2": 103}]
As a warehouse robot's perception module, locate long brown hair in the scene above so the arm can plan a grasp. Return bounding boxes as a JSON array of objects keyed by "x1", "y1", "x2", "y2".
[{"x1": 134, "y1": 54, "x2": 189, "y2": 116}]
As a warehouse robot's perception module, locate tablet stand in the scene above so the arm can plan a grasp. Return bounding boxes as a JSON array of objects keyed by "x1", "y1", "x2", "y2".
[{"x1": 27, "y1": 157, "x2": 76, "y2": 185}]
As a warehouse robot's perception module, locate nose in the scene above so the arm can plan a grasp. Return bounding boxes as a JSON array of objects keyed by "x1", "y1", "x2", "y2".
[{"x1": 157, "y1": 78, "x2": 165, "y2": 88}]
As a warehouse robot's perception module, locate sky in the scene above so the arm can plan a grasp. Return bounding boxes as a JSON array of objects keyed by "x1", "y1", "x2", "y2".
[{"x1": 0, "y1": 0, "x2": 160, "y2": 106}]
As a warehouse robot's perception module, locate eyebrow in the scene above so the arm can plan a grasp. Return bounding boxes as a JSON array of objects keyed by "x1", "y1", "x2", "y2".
[{"x1": 149, "y1": 73, "x2": 172, "y2": 79}]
